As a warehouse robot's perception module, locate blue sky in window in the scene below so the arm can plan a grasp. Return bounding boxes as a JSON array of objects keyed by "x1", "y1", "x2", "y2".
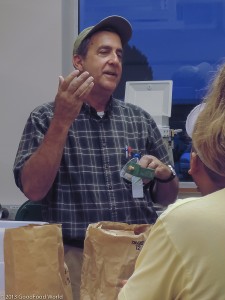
[{"x1": 79, "y1": 0, "x2": 225, "y2": 104}]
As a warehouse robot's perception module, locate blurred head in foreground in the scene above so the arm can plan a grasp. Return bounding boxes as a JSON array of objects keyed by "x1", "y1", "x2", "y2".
[{"x1": 188, "y1": 63, "x2": 225, "y2": 195}]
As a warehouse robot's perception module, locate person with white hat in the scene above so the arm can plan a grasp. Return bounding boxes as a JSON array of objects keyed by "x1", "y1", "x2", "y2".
[
  {"x1": 13, "y1": 16, "x2": 178, "y2": 299},
  {"x1": 119, "y1": 63, "x2": 225, "y2": 300}
]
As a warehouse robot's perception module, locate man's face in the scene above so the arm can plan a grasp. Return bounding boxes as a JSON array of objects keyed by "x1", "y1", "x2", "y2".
[{"x1": 80, "y1": 31, "x2": 123, "y2": 95}]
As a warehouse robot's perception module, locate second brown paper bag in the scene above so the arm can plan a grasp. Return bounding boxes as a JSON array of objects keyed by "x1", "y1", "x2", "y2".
[{"x1": 80, "y1": 221, "x2": 152, "y2": 300}]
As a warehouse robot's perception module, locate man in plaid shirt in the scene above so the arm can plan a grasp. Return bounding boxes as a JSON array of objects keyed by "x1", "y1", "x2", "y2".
[{"x1": 14, "y1": 15, "x2": 178, "y2": 299}]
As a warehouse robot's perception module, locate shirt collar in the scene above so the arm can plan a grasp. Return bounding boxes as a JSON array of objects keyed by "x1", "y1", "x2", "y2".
[{"x1": 82, "y1": 97, "x2": 114, "y2": 119}]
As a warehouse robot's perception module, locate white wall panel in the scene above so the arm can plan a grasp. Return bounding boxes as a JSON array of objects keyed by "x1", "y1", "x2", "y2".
[{"x1": 0, "y1": 0, "x2": 78, "y2": 205}]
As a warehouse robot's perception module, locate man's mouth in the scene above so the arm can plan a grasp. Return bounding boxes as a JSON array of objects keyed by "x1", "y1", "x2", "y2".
[{"x1": 104, "y1": 71, "x2": 117, "y2": 77}]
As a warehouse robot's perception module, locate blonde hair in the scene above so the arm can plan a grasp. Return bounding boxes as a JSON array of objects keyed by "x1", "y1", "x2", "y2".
[{"x1": 192, "y1": 63, "x2": 225, "y2": 178}]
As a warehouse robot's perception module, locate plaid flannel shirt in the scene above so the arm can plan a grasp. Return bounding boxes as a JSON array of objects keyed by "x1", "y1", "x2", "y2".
[{"x1": 14, "y1": 98, "x2": 170, "y2": 240}]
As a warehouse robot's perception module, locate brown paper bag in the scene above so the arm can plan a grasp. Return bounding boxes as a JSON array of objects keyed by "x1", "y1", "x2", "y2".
[
  {"x1": 80, "y1": 221, "x2": 152, "y2": 300},
  {"x1": 4, "y1": 223, "x2": 73, "y2": 300}
]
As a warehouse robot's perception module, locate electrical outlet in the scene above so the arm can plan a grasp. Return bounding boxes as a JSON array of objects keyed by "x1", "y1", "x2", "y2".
[{"x1": 1, "y1": 205, "x2": 20, "y2": 220}]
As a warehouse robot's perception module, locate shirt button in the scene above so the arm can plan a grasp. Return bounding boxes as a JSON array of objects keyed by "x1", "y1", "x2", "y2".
[{"x1": 108, "y1": 185, "x2": 112, "y2": 190}]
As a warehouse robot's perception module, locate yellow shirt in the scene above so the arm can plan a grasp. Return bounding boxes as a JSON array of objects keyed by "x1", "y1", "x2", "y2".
[{"x1": 118, "y1": 188, "x2": 225, "y2": 300}]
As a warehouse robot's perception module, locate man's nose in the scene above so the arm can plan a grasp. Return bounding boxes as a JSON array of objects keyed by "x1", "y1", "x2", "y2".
[{"x1": 108, "y1": 52, "x2": 120, "y2": 64}]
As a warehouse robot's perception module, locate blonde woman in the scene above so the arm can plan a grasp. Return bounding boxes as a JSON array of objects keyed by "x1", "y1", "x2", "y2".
[{"x1": 118, "y1": 63, "x2": 225, "y2": 300}]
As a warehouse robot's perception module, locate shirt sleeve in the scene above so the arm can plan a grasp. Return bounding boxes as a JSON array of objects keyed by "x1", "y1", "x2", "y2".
[
  {"x1": 147, "y1": 118, "x2": 171, "y2": 165},
  {"x1": 118, "y1": 219, "x2": 186, "y2": 300},
  {"x1": 13, "y1": 105, "x2": 51, "y2": 190}
]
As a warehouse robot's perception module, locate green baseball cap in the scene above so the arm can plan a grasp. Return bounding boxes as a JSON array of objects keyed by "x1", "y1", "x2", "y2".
[{"x1": 73, "y1": 15, "x2": 132, "y2": 55}]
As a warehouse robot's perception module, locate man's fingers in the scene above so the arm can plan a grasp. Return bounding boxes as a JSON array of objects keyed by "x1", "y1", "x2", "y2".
[
  {"x1": 58, "y1": 70, "x2": 94, "y2": 100},
  {"x1": 59, "y1": 70, "x2": 80, "y2": 90},
  {"x1": 67, "y1": 71, "x2": 92, "y2": 94},
  {"x1": 77, "y1": 83, "x2": 94, "y2": 99},
  {"x1": 117, "y1": 279, "x2": 128, "y2": 288},
  {"x1": 74, "y1": 77, "x2": 94, "y2": 99},
  {"x1": 139, "y1": 155, "x2": 154, "y2": 168},
  {"x1": 58, "y1": 75, "x2": 64, "y2": 89}
]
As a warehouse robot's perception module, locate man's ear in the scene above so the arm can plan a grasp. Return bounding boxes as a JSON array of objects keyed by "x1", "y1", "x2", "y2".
[
  {"x1": 73, "y1": 55, "x2": 84, "y2": 72},
  {"x1": 188, "y1": 151, "x2": 198, "y2": 176}
]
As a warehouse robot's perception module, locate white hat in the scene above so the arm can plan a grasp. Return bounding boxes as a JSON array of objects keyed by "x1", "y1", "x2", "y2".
[{"x1": 185, "y1": 103, "x2": 206, "y2": 138}]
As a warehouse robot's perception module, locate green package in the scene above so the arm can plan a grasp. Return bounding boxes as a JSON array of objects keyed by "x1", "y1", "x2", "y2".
[{"x1": 125, "y1": 161, "x2": 155, "y2": 180}]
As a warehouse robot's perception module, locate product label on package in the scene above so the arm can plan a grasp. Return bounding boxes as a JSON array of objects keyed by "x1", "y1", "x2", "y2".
[{"x1": 132, "y1": 240, "x2": 145, "y2": 251}]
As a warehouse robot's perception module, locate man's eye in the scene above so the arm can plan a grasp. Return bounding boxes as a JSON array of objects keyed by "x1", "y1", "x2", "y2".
[
  {"x1": 117, "y1": 53, "x2": 123, "y2": 60},
  {"x1": 99, "y1": 50, "x2": 108, "y2": 55}
]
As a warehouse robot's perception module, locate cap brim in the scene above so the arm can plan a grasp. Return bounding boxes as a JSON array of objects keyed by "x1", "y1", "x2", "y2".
[
  {"x1": 86, "y1": 15, "x2": 132, "y2": 46},
  {"x1": 186, "y1": 103, "x2": 206, "y2": 138}
]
